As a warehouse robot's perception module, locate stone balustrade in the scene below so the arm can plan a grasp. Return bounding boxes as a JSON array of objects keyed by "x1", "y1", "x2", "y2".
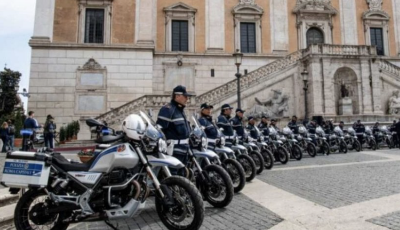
[
  {"x1": 303, "y1": 44, "x2": 377, "y2": 56},
  {"x1": 378, "y1": 59, "x2": 400, "y2": 78}
]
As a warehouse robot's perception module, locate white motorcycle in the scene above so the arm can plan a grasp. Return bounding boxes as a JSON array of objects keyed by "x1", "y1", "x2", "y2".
[{"x1": 2, "y1": 111, "x2": 204, "y2": 230}]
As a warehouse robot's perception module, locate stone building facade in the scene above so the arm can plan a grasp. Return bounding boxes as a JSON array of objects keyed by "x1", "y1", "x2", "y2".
[{"x1": 29, "y1": 0, "x2": 400, "y2": 138}]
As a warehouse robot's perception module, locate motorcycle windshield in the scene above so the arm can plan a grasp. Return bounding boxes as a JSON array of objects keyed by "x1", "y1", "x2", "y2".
[
  {"x1": 334, "y1": 127, "x2": 343, "y2": 136},
  {"x1": 191, "y1": 116, "x2": 204, "y2": 138},
  {"x1": 139, "y1": 111, "x2": 165, "y2": 141},
  {"x1": 269, "y1": 127, "x2": 277, "y2": 135}
]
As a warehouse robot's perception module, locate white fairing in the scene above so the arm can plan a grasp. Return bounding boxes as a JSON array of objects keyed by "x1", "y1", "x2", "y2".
[
  {"x1": 192, "y1": 149, "x2": 219, "y2": 159},
  {"x1": 147, "y1": 155, "x2": 184, "y2": 169},
  {"x1": 89, "y1": 143, "x2": 139, "y2": 173},
  {"x1": 68, "y1": 172, "x2": 102, "y2": 185}
]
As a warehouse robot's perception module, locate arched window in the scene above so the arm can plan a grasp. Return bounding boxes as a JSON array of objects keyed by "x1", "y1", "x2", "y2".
[{"x1": 306, "y1": 28, "x2": 324, "y2": 47}]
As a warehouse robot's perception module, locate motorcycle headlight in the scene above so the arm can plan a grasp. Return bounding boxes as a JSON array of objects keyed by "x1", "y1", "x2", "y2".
[
  {"x1": 158, "y1": 139, "x2": 167, "y2": 153},
  {"x1": 201, "y1": 137, "x2": 208, "y2": 149}
]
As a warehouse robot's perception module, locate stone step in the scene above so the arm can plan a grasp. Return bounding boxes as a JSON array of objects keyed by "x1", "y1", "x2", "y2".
[
  {"x1": 0, "y1": 188, "x2": 18, "y2": 230},
  {"x1": 0, "y1": 188, "x2": 19, "y2": 208}
]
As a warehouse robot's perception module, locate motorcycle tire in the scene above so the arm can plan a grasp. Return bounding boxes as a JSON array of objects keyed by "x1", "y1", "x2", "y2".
[
  {"x1": 369, "y1": 139, "x2": 377, "y2": 151},
  {"x1": 237, "y1": 154, "x2": 257, "y2": 182},
  {"x1": 277, "y1": 146, "x2": 290, "y2": 164},
  {"x1": 222, "y1": 159, "x2": 246, "y2": 193},
  {"x1": 203, "y1": 165, "x2": 234, "y2": 208},
  {"x1": 291, "y1": 144, "x2": 303, "y2": 161},
  {"x1": 250, "y1": 151, "x2": 265, "y2": 174},
  {"x1": 322, "y1": 141, "x2": 331, "y2": 155},
  {"x1": 156, "y1": 176, "x2": 204, "y2": 230},
  {"x1": 387, "y1": 138, "x2": 393, "y2": 149},
  {"x1": 353, "y1": 140, "x2": 361, "y2": 152},
  {"x1": 307, "y1": 143, "x2": 317, "y2": 157},
  {"x1": 261, "y1": 149, "x2": 274, "y2": 170},
  {"x1": 14, "y1": 189, "x2": 71, "y2": 230},
  {"x1": 339, "y1": 141, "x2": 348, "y2": 154}
]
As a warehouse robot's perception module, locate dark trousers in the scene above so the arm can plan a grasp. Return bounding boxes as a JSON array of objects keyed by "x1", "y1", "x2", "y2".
[
  {"x1": 1, "y1": 136, "x2": 8, "y2": 152},
  {"x1": 169, "y1": 145, "x2": 189, "y2": 176},
  {"x1": 44, "y1": 133, "x2": 54, "y2": 149},
  {"x1": 398, "y1": 133, "x2": 400, "y2": 149},
  {"x1": 22, "y1": 134, "x2": 32, "y2": 151}
]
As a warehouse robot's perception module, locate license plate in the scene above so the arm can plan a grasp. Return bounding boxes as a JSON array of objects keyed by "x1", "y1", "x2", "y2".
[{"x1": 1, "y1": 159, "x2": 50, "y2": 188}]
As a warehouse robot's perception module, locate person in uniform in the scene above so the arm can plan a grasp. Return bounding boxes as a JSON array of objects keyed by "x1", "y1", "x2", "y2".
[
  {"x1": 306, "y1": 120, "x2": 318, "y2": 145},
  {"x1": 288, "y1": 116, "x2": 299, "y2": 134},
  {"x1": 231, "y1": 108, "x2": 245, "y2": 140},
  {"x1": 22, "y1": 111, "x2": 42, "y2": 151},
  {"x1": 198, "y1": 103, "x2": 219, "y2": 148},
  {"x1": 270, "y1": 119, "x2": 279, "y2": 132},
  {"x1": 390, "y1": 120, "x2": 398, "y2": 148},
  {"x1": 246, "y1": 116, "x2": 258, "y2": 140},
  {"x1": 257, "y1": 115, "x2": 270, "y2": 137},
  {"x1": 396, "y1": 120, "x2": 400, "y2": 149},
  {"x1": 156, "y1": 85, "x2": 192, "y2": 174},
  {"x1": 217, "y1": 104, "x2": 234, "y2": 147},
  {"x1": 338, "y1": 121, "x2": 345, "y2": 131},
  {"x1": 353, "y1": 120, "x2": 366, "y2": 145}
]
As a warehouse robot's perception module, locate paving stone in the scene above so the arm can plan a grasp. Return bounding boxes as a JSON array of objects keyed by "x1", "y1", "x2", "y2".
[
  {"x1": 368, "y1": 211, "x2": 400, "y2": 230},
  {"x1": 259, "y1": 159, "x2": 400, "y2": 209},
  {"x1": 68, "y1": 194, "x2": 283, "y2": 230}
]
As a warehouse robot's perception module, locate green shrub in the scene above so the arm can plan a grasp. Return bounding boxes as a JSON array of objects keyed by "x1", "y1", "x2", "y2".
[{"x1": 59, "y1": 127, "x2": 66, "y2": 142}]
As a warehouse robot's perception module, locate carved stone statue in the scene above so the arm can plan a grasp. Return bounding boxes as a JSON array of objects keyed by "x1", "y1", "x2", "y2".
[
  {"x1": 388, "y1": 90, "x2": 400, "y2": 114},
  {"x1": 240, "y1": 0, "x2": 255, "y2": 5},
  {"x1": 341, "y1": 83, "x2": 350, "y2": 98},
  {"x1": 248, "y1": 90, "x2": 290, "y2": 118},
  {"x1": 367, "y1": 0, "x2": 383, "y2": 11}
]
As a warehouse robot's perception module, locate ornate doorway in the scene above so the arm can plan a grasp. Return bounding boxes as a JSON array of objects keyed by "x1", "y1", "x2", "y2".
[
  {"x1": 333, "y1": 67, "x2": 359, "y2": 115},
  {"x1": 306, "y1": 28, "x2": 324, "y2": 47}
]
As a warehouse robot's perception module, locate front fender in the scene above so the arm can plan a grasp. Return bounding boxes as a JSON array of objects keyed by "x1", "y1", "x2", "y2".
[
  {"x1": 192, "y1": 149, "x2": 219, "y2": 159},
  {"x1": 231, "y1": 144, "x2": 247, "y2": 151},
  {"x1": 214, "y1": 146, "x2": 235, "y2": 156}
]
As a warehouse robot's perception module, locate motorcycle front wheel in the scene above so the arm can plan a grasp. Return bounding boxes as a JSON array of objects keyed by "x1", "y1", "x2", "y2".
[
  {"x1": 250, "y1": 151, "x2": 265, "y2": 174},
  {"x1": 223, "y1": 158, "x2": 246, "y2": 193},
  {"x1": 276, "y1": 146, "x2": 290, "y2": 164},
  {"x1": 339, "y1": 141, "x2": 348, "y2": 154},
  {"x1": 353, "y1": 140, "x2": 361, "y2": 152},
  {"x1": 369, "y1": 139, "x2": 377, "y2": 151},
  {"x1": 261, "y1": 149, "x2": 274, "y2": 170},
  {"x1": 237, "y1": 154, "x2": 257, "y2": 182},
  {"x1": 203, "y1": 164, "x2": 234, "y2": 208},
  {"x1": 14, "y1": 189, "x2": 71, "y2": 230},
  {"x1": 156, "y1": 176, "x2": 204, "y2": 230},
  {"x1": 321, "y1": 141, "x2": 331, "y2": 155},
  {"x1": 291, "y1": 144, "x2": 303, "y2": 161},
  {"x1": 306, "y1": 142, "x2": 317, "y2": 157}
]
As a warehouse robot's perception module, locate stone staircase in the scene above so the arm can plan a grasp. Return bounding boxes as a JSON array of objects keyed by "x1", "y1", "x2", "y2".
[{"x1": 96, "y1": 50, "x2": 304, "y2": 127}]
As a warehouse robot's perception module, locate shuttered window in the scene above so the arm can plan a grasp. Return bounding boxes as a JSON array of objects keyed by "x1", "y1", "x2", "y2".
[
  {"x1": 172, "y1": 20, "x2": 189, "y2": 52},
  {"x1": 85, "y1": 9, "x2": 104, "y2": 43},
  {"x1": 370, "y1": 28, "x2": 384, "y2": 56},
  {"x1": 240, "y1": 23, "x2": 256, "y2": 53}
]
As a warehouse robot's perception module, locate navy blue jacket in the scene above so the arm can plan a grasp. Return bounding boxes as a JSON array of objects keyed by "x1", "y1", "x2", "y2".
[
  {"x1": 217, "y1": 114, "x2": 234, "y2": 137},
  {"x1": 24, "y1": 117, "x2": 40, "y2": 129},
  {"x1": 198, "y1": 115, "x2": 218, "y2": 139},
  {"x1": 307, "y1": 123, "x2": 317, "y2": 134},
  {"x1": 257, "y1": 122, "x2": 270, "y2": 136},
  {"x1": 247, "y1": 124, "x2": 258, "y2": 139},
  {"x1": 231, "y1": 116, "x2": 244, "y2": 137},
  {"x1": 156, "y1": 100, "x2": 190, "y2": 140},
  {"x1": 288, "y1": 121, "x2": 299, "y2": 134}
]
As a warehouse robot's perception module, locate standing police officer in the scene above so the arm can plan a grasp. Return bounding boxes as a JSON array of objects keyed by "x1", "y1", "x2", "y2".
[
  {"x1": 246, "y1": 117, "x2": 258, "y2": 140},
  {"x1": 257, "y1": 115, "x2": 270, "y2": 137},
  {"x1": 288, "y1": 116, "x2": 299, "y2": 134},
  {"x1": 217, "y1": 104, "x2": 235, "y2": 146},
  {"x1": 198, "y1": 103, "x2": 219, "y2": 147},
  {"x1": 231, "y1": 108, "x2": 245, "y2": 139},
  {"x1": 156, "y1": 85, "x2": 192, "y2": 173}
]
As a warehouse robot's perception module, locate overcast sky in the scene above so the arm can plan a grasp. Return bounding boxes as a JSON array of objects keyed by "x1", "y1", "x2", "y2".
[{"x1": 0, "y1": 0, "x2": 36, "y2": 113}]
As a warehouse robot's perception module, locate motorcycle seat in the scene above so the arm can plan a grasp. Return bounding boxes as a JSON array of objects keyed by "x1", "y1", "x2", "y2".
[{"x1": 52, "y1": 153, "x2": 93, "y2": 172}]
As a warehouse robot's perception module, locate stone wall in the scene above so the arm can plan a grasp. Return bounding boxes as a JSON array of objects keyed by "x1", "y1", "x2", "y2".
[{"x1": 29, "y1": 48, "x2": 154, "y2": 126}]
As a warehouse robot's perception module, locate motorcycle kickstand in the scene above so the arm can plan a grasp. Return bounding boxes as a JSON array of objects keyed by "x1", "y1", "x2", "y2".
[{"x1": 104, "y1": 219, "x2": 119, "y2": 230}]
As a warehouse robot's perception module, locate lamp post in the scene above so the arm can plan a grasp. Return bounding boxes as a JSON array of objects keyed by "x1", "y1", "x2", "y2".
[
  {"x1": 233, "y1": 49, "x2": 243, "y2": 109},
  {"x1": 301, "y1": 70, "x2": 309, "y2": 121}
]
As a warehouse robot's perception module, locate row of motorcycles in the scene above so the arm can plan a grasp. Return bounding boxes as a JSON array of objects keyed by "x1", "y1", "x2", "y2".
[{"x1": 3, "y1": 111, "x2": 397, "y2": 230}]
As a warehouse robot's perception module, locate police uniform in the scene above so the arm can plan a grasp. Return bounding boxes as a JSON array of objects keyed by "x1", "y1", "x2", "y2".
[
  {"x1": 246, "y1": 117, "x2": 258, "y2": 140},
  {"x1": 257, "y1": 116, "x2": 270, "y2": 137},
  {"x1": 231, "y1": 108, "x2": 245, "y2": 138},
  {"x1": 353, "y1": 121, "x2": 365, "y2": 144},
  {"x1": 22, "y1": 115, "x2": 41, "y2": 151},
  {"x1": 288, "y1": 120, "x2": 299, "y2": 134},
  {"x1": 156, "y1": 86, "x2": 192, "y2": 168},
  {"x1": 217, "y1": 104, "x2": 234, "y2": 146},
  {"x1": 306, "y1": 122, "x2": 318, "y2": 145},
  {"x1": 198, "y1": 103, "x2": 218, "y2": 148}
]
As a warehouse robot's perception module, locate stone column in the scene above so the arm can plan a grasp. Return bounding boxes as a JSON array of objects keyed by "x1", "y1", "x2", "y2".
[
  {"x1": 32, "y1": 0, "x2": 55, "y2": 42},
  {"x1": 339, "y1": 0, "x2": 358, "y2": 45},
  {"x1": 308, "y1": 59, "x2": 324, "y2": 116},
  {"x1": 359, "y1": 58, "x2": 374, "y2": 114},
  {"x1": 270, "y1": 0, "x2": 288, "y2": 54},
  {"x1": 392, "y1": 0, "x2": 400, "y2": 55},
  {"x1": 371, "y1": 60, "x2": 384, "y2": 114},
  {"x1": 206, "y1": 0, "x2": 225, "y2": 52},
  {"x1": 135, "y1": 0, "x2": 155, "y2": 46},
  {"x1": 322, "y1": 59, "x2": 336, "y2": 115}
]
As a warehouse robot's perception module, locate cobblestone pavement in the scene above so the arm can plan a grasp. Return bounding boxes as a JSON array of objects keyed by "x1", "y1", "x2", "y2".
[
  {"x1": 368, "y1": 211, "x2": 400, "y2": 230},
  {"x1": 69, "y1": 194, "x2": 283, "y2": 230},
  {"x1": 259, "y1": 153, "x2": 400, "y2": 208},
  {"x1": 274, "y1": 151, "x2": 387, "y2": 168}
]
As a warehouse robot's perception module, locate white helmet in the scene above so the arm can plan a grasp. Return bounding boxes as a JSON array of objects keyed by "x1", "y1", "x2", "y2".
[{"x1": 122, "y1": 114, "x2": 146, "y2": 140}]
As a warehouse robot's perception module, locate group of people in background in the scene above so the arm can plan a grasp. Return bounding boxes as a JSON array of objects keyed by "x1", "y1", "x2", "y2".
[
  {"x1": 20, "y1": 111, "x2": 56, "y2": 151},
  {"x1": 0, "y1": 120, "x2": 16, "y2": 152}
]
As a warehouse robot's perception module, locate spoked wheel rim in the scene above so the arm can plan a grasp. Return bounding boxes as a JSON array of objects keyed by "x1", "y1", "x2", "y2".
[
  {"x1": 226, "y1": 163, "x2": 240, "y2": 187},
  {"x1": 21, "y1": 194, "x2": 61, "y2": 230},
  {"x1": 163, "y1": 185, "x2": 196, "y2": 227},
  {"x1": 239, "y1": 158, "x2": 252, "y2": 177},
  {"x1": 205, "y1": 171, "x2": 227, "y2": 203},
  {"x1": 278, "y1": 150, "x2": 287, "y2": 162}
]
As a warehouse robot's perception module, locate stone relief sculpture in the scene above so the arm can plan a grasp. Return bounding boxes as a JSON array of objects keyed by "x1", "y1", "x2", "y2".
[
  {"x1": 297, "y1": 0, "x2": 331, "y2": 5},
  {"x1": 367, "y1": 0, "x2": 383, "y2": 11},
  {"x1": 240, "y1": 0, "x2": 255, "y2": 4},
  {"x1": 388, "y1": 90, "x2": 400, "y2": 114},
  {"x1": 248, "y1": 90, "x2": 290, "y2": 118}
]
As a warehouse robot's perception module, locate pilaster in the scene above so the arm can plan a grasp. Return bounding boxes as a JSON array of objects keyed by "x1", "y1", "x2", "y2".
[
  {"x1": 206, "y1": 0, "x2": 225, "y2": 52},
  {"x1": 270, "y1": 0, "x2": 288, "y2": 54},
  {"x1": 32, "y1": 0, "x2": 55, "y2": 43},
  {"x1": 135, "y1": 0, "x2": 155, "y2": 46}
]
